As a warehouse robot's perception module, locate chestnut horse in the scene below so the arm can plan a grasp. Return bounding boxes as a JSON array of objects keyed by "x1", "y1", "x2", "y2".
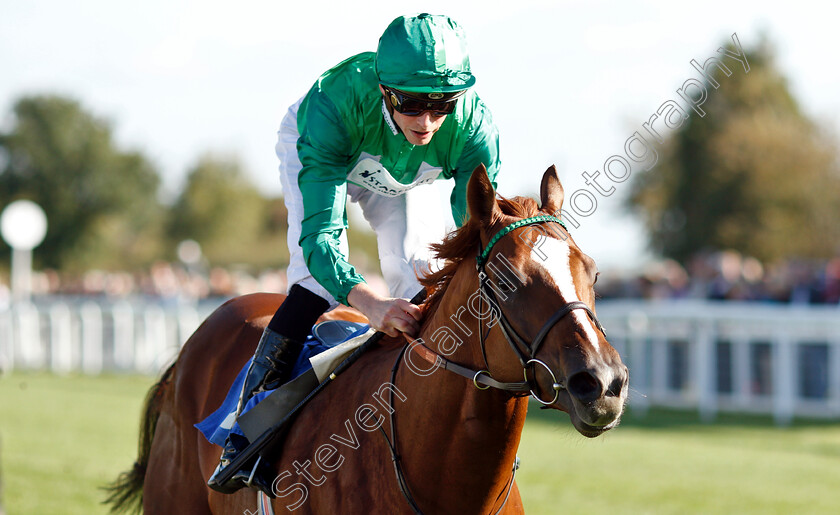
[{"x1": 106, "y1": 165, "x2": 628, "y2": 514}]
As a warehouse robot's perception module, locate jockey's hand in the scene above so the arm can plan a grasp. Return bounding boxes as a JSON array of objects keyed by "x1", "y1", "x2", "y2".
[{"x1": 347, "y1": 282, "x2": 422, "y2": 338}]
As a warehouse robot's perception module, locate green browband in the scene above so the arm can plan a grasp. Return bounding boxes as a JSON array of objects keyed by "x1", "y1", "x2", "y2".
[{"x1": 476, "y1": 215, "x2": 568, "y2": 267}]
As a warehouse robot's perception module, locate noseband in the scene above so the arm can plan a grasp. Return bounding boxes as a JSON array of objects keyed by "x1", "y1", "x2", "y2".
[{"x1": 475, "y1": 215, "x2": 607, "y2": 405}]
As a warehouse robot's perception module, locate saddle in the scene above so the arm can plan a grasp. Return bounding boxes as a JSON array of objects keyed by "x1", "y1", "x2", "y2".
[
  {"x1": 195, "y1": 320, "x2": 373, "y2": 459},
  {"x1": 312, "y1": 320, "x2": 369, "y2": 346}
]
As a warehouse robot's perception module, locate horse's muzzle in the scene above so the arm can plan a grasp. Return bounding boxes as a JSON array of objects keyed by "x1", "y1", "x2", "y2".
[{"x1": 554, "y1": 363, "x2": 629, "y2": 437}]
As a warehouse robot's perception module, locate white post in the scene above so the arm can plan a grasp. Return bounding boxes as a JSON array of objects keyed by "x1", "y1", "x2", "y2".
[
  {"x1": 627, "y1": 311, "x2": 650, "y2": 416},
  {"x1": 1, "y1": 200, "x2": 48, "y2": 304},
  {"x1": 695, "y1": 320, "x2": 717, "y2": 422},
  {"x1": 80, "y1": 302, "x2": 103, "y2": 374},
  {"x1": 112, "y1": 301, "x2": 135, "y2": 370},
  {"x1": 10, "y1": 249, "x2": 32, "y2": 304},
  {"x1": 829, "y1": 335, "x2": 840, "y2": 417},
  {"x1": 651, "y1": 335, "x2": 668, "y2": 403},
  {"x1": 733, "y1": 332, "x2": 751, "y2": 410},
  {"x1": 141, "y1": 305, "x2": 167, "y2": 373},
  {"x1": 15, "y1": 303, "x2": 43, "y2": 369},
  {"x1": 49, "y1": 303, "x2": 73, "y2": 373},
  {"x1": 773, "y1": 331, "x2": 795, "y2": 426}
]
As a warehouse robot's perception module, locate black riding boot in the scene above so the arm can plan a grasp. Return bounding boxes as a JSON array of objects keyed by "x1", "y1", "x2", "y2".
[{"x1": 207, "y1": 285, "x2": 329, "y2": 496}]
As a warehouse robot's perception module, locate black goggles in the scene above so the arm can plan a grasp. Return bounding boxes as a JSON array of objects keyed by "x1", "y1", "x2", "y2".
[{"x1": 384, "y1": 87, "x2": 460, "y2": 116}]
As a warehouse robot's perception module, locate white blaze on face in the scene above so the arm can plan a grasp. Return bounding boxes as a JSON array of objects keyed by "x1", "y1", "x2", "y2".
[{"x1": 530, "y1": 235, "x2": 600, "y2": 352}]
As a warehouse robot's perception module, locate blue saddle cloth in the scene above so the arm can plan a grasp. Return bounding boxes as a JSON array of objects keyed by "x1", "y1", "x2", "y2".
[{"x1": 195, "y1": 322, "x2": 370, "y2": 447}]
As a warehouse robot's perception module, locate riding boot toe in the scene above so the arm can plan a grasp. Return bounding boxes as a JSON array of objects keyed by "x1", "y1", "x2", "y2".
[
  {"x1": 207, "y1": 462, "x2": 275, "y2": 497},
  {"x1": 207, "y1": 438, "x2": 276, "y2": 497},
  {"x1": 207, "y1": 440, "x2": 242, "y2": 493},
  {"x1": 207, "y1": 463, "x2": 242, "y2": 494}
]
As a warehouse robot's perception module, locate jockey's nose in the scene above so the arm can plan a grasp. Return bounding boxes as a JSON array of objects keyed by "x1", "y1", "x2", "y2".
[
  {"x1": 416, "y1": 112, "x2": 432, "y2": 126},
  {"x1": 415, "y1": 111, "x2": 441, "y2": 128}
]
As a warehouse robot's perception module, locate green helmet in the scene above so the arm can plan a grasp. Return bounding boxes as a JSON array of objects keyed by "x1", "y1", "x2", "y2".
[{"x1": 375, "y1": 13, "x2": 476, "y2": 95}]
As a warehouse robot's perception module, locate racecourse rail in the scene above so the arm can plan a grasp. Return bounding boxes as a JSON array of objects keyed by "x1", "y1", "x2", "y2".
[{"x1": 2, "y1": 297, "x2": 839, "y2": 425}]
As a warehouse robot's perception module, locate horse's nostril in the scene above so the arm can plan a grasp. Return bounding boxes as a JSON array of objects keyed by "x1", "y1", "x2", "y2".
[
  {"x1": 567, "y1": 370, "x2": 603, "y2": 403},
  {"x1": 606, "y1": 375, "x2": 625, "y2": 397},
  {"x1": 603, "y1": 365, "x2": 629, "y2": 397}
]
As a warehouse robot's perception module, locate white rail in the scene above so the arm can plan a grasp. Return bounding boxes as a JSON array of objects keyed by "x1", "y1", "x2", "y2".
[
  {"x1": 597, "y1": 300, "x2": 840, "y2": 424},
  {"x1": 2, "y1": 297, "x2": 838, "y2": 424},
  {"x1": 0, "y1": 298, "x2": 216, "y2": 376}
]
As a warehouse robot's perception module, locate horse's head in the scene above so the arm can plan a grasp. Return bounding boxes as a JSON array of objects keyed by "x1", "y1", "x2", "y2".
[{"x1": 461, "y1": 164, "x2": 628, "y2": 437}]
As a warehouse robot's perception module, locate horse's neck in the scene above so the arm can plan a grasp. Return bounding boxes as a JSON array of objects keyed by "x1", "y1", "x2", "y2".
[
  {"x1": 393, "y1": 279, "x2": 529, "y2": 511},
  {"x1": 418, "y1": 285, "x2": 530, "y2": 431}
]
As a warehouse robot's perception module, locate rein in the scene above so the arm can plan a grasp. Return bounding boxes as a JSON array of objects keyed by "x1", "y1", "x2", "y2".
[{"x1": 378, "y1": 214, "x2": 607, "y2": 514}]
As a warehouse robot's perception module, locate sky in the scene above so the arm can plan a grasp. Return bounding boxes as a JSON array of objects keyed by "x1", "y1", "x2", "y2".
[{"x1": 2, "y1": 0, "x2": 838, "y2": 273}]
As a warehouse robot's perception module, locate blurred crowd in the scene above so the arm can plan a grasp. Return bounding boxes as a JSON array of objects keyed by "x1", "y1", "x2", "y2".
[
  {"x1": 0, "y1": 260, "x2": 391, "y2": 307},
  {"x1": 0, "y1": 262, "x2": 288, "y2": 305},
  {"x1": 1, "y1": 250, "x2": 839, "y2": 306},
  {"x1": 597, "y1": 251, "x2": 840, "y2": 304}
]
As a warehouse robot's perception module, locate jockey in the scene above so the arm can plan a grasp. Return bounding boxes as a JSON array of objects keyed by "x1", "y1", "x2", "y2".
[{"x1": 208, "y1": 13, "x2": 500, "y2": 495}]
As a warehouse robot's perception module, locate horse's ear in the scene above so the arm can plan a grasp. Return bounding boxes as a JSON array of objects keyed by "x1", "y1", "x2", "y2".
[
  {"x1": 467, "y1": 164, "x2": 499, "y2": 223},
  {"x1": 540, "y1": 165, "x2": 565, "y2": 214}
]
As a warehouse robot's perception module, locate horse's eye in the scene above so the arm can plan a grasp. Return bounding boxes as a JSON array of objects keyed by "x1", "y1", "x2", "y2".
[
  {"x1": 593, "y1": 272, "x2": 600, "y2": 285},
  {"x1": 497, "y1": 280, "x2": 513, "y2": 293}
]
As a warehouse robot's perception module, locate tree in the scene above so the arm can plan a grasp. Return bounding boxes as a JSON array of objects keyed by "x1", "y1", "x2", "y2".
[
  {"x1": 627, "y1": 38, "x2": 840, "y2": 264},
  {"x1": 167, "y1": 154, "x2": 270, "y2": 265},
  {"x1": 166, "y1": 154, "x2": 385, "y2": 273},
  {"x1": 0, "y1": 95, "x2": 162, "y2": 271}
]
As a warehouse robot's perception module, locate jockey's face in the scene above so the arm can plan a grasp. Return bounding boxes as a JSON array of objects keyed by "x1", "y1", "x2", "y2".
[
  {"x1": 380, "y1": 86, "x2": 447, "y2": 145},
  {"x1": 393, "y1": 109, "x2": 447, "y2": 145}
]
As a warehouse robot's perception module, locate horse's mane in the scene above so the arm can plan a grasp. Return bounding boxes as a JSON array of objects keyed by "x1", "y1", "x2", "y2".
[{"x1": 419, "y1": 194, "x2": 541, "y2": 316}]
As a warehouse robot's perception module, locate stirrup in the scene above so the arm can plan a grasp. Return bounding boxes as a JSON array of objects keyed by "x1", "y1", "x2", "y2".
[
  {"x1": 244, "y1": 455, "x2": 276, "y2": 498},
  {"x1": 246, "y1": 455, "x2": 263, "y2": 488},
  {"x1": 208, "y1": 455, "x2": 275, "y2": 498}
]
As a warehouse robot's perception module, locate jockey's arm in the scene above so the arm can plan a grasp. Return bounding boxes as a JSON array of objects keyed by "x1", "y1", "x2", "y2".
[{"x1": 296, "y1": 90, "x2": 368, "y2": 306}]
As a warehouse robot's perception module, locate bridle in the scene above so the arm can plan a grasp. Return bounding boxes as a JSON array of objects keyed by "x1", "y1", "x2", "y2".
[
  {"x1": 475, "y1": 214, "x2": 607, "y2": 405},
  {"x1": 379, "y1": 214, "x2": 608, "y2": 514}
]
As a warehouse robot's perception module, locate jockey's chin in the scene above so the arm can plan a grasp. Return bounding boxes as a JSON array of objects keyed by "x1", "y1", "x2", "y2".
[{"x1": 393, "y1": 110, "x2": 447, "y2": 146}]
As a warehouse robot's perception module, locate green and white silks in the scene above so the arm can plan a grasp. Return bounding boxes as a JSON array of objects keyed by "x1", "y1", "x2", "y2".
[{"x1": 277, "y1": 52, "x2": 500, "y2": 307}]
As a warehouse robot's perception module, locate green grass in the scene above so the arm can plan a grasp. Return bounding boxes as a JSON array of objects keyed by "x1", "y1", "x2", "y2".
[
  {"x1": 1, "y1": 373, "x2": 838, "y2": 514},
  {"x1": 0, "y1": 372, "x2": 154, "y2": 515},
  {"x1": 517, "y1": 408, "x2": 840, "y2": 514}
]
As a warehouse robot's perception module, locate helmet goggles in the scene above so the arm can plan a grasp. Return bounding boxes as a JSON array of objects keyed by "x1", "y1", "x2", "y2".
[{"x1": 384, "y1": 86, "x2": 464, "y2": 117}]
